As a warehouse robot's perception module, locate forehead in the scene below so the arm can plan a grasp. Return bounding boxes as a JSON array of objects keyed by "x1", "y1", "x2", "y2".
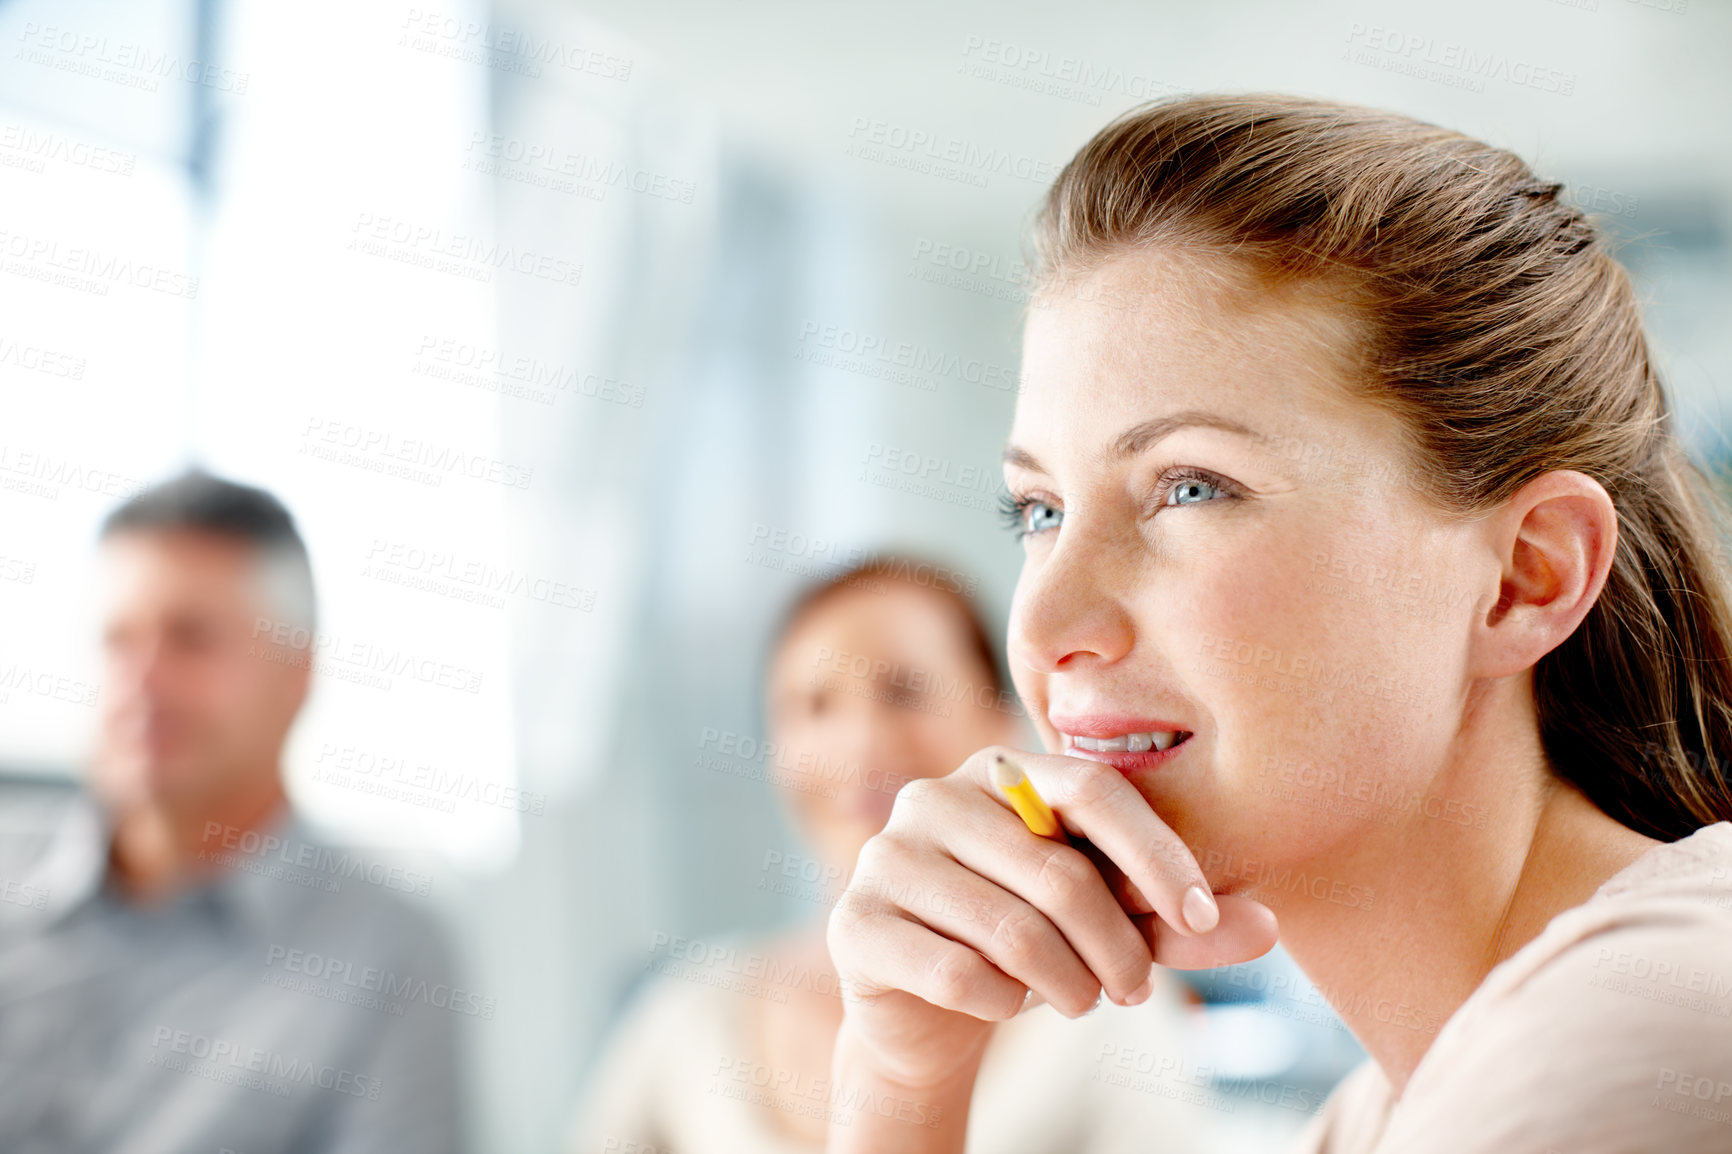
[
  {"x1": 101, "y1": 531, "x2": 261, "y2": 613},
  {"x1": 1013, "y1": 249, "x2": 1379, "y2": 464},
  {"x1": 772, "y1": 583, "x2": 977, "y2": 672}
]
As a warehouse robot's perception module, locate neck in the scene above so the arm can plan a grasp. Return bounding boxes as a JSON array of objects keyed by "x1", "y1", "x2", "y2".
[
  {"x1": 109, "y1": 771, "x2": 288, "y2": 902},
  {"x1": 1265, "y1": 677, "x2": 1662, "y2": 1097}
]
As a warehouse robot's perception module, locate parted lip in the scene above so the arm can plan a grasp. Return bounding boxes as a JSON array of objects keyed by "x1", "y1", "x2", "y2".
[{"x1": 1046, "y1": 713, "x2": 1191, "y2": 739}]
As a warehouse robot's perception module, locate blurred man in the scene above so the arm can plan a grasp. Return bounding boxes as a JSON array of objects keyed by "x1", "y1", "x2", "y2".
[{"x1": 0, "y1": 469, "x2": 466, "y2": 1154}]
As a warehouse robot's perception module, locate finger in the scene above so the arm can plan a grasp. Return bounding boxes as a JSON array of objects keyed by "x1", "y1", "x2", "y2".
[
  {"x1": 988, "y1": 750, "x2": 1217, "y2": 940},
  {"x1": 1078, "y1": 840, "x2": 1157, "y2": 917},
  {"x1": 1138, "y1": 895, "x2": 1280, "y2": 970},
  {"x1": 862, "y1": 848, "x2": 1107, "y2": 1018},
  {"x1": 830, "y1": 901, "x2": 1029, "y2": 1022},
  {"x1": 923, "y1": 781, "x2": 1155, "y2": 1006}
]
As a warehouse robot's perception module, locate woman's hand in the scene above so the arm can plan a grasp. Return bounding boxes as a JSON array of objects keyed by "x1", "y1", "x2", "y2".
[{"x1": 826, "y1": 745, "x2": 1280, "y2": 1093}]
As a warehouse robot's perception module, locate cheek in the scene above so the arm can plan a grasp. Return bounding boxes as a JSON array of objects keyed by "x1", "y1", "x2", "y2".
[
  {"x1": 1008, "y1": 664, "x2": 1057, "y2": 748},
  {"x1": 214, "y1": 652, "x2": 267, "y2": 708},
  {"x1": 1156, "y1": 510, "x2": 1464, "y2": 837},
  {"x1": 212, "y1": 649, "x2": 295, "y2": 729}
]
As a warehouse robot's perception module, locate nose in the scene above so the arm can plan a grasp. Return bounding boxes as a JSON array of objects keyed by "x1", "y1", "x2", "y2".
[
  {"x1": 139, "y1": 642, "x2": 177, "y2": 697},
  {"x1": 1007, "y1": 529, "x2": 1136, "y2": 675},
  {"x1": 106, "y1": 632, "x2": 169, "y2": 702}
]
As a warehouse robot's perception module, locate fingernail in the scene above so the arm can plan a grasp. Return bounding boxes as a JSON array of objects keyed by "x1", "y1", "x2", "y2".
[
  {"x1": 1124, "y1": 976, "x2": 1154, "y2": 1006},
  {"x1": 1183, "y1": 884, "x2": 1219, "y2": 934}
]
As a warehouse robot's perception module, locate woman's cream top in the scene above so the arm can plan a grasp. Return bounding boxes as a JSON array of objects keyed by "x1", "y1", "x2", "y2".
[
  {"x1": 567, "y1": 961, "x2": 1225, "y2": 1154},
  {"x1": 1293, "y1": 821, "x2": 1732, "y2": 1153}
]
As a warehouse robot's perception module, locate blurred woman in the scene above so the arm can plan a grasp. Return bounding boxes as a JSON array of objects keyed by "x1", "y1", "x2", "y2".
[{"x1": 569, "y1": 558, "x2": 1224, "y2": 1153}]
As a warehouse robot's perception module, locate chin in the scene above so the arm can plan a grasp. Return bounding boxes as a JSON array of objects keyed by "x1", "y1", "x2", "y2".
[
  {"x1": 1135, "y1": 782, "x2": 1275, "y2": 884},
  {"x1": 134, "y1": 757, "x2": 215, "y2": 807},
  {"x1": 93, "y1": 762, "x2": 157, "y2": 810}
]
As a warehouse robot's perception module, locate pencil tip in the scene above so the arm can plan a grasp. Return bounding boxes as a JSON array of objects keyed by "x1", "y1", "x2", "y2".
[{"x1": 990, "y1": 753, "x2": 1022, "y2": 789}]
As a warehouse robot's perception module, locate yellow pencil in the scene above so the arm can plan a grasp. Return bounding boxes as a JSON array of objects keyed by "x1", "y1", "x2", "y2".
[{"x1": 991, "y1": 752, "x2": 1066, "y2": 841}]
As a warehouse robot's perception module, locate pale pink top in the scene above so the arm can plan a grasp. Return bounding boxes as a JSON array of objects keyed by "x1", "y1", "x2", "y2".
[
  {"x1": 566, "y1": 962, "x2": 1228, "y2": 1154},
  {"x1": 1293, "y1": 821, "x2": 1732, "y2": 1153}
]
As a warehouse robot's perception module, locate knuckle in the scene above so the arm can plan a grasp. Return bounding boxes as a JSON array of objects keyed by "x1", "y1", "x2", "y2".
[
  {"x1": 843, "y1": 839, "x2": 917, "y2": 912},
  {"x1": 987, "y1": 907, "x2": 1046, "y2": 968},
  {"x1": 925, "y1": 943, "x2": 985, "y2": 1008},
  {"x1": 1033, "y1": 847, "x2": 1090, "y2": 908},
  {"x1": 826, "y1": 893, "x2": 873, "y2": 944},
  {"x1": 824, "y1": 922, "x2": 857, "y2": 972},
  {"x1": 850, "y1": 832, "x2": 895, "y2": 876},
  {"x1": 889, "y1": 775, "x2": 942, "y2": 821}
]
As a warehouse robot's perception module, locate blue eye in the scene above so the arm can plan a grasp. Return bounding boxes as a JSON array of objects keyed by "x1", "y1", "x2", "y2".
[
  {"x1": 1166, "y1": 476, "x2": 1223, "y2": 506},
  {"x1": 998, "y1": 494, "x2": 1063, "y2": 540},
  {"x1": 1026, "y1": 500, "x2": 1063, "y2": 533}
]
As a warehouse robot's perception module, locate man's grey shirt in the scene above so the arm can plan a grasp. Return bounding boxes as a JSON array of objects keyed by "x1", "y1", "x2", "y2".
[{"x1": 0, "y1": 789, "x2": 467, "y2": 1154}]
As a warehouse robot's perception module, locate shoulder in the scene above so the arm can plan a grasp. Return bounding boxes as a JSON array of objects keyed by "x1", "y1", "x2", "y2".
[
  {"x1": 1492, "y1": 820, "x2": 1732, "y2": 1015},
  {"x1": 567, "y1": 975, "x2": 742, "y2": 1154},
  {"x1": 599, "y1": 950, "x2": 745, "y2": 1064},
  {"x1": 1595, "y1": 821, "x2": 1732, "y2": 906},
  {"x1": 1457, "y1": 905, "x2": 1732, "y2": 1086},
  {"x1": 0, "y1": 785, "x2": 104, "y2": 929},
  {"x1": 570, "y1": 959, "x2": 744, "y2": 1141},
  {"x1": 1378, "y1": 824, "x2": 1732, "y2": 1151},
  {"x1": 262, "y1": 824, "x2": 457, "y2": 975}
]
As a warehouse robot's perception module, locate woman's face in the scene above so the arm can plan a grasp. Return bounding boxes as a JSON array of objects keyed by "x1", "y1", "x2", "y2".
[
  {"x1": 1005, "y1": 249, "x2": 1489, "y2": 891},
  {"x1": 768, "y1": 582, "x2": 1019, "y2": 870}
]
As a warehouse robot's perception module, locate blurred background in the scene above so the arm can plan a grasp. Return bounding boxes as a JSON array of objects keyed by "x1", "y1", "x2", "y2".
[{"x1": 1, "y1": 0, "x2": 1727, "y2": 1150}]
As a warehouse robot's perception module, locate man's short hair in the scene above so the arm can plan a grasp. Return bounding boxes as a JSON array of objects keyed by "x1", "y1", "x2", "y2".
[{"x1": 101, "y1": 468, "x2": 317, "y2": 632}]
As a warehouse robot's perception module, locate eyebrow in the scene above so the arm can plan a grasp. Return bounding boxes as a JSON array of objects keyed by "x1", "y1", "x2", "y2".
[{"x1": 1001, "y1": 410, "x2": 1260, "y2": 474}]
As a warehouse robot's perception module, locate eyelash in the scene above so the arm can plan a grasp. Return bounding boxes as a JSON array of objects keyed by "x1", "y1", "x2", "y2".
[
  {"x1": 996, "y1": 491, "x2": 1038, "y2": 539},
  {"x1": 998, "y1": 466, "x2": 1239, "y2": 541}
]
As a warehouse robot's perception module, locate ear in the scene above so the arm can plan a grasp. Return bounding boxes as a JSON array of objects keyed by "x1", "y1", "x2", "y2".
[{"x1": 1470, "y1": 469, "x2": 1617, "y2": 680}]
